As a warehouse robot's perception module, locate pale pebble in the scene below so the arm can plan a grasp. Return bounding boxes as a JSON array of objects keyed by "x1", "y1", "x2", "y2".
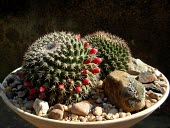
[
  {"x1": 93, "y1": 107, "x2": 103, "y2": 116},
  {"x1": 145, "y1": 100, "x2": 152, "y2": 108},
  {"x1": 33, "y1": 98, "x2": 49, "y2": 117},
  {"x1": 119, "y1": 112, "x2": 126, "y2": 118}
]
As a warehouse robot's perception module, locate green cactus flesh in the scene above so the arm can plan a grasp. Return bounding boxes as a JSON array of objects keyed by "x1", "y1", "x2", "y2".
[
  {"x1": 22, "y1": 32, "x2": 100, "y2": 105},
  {"x1": 85, "y1": 31, "x2": 131, "y2": 77}
]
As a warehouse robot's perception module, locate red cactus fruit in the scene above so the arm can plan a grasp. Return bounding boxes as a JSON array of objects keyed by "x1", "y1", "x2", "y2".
[
  {"x1": 39, "y1": 85, "x2": 46, "y2": 92},
  {"x1": 89, "y1": 48, "x2": 98, "y2": 54},
  {"x1": 75, "y1": 86, "x2": 82, "y2": 93},
  {"x1": 77, "y1": 34, "x2": 81, "y2": 41},
  {"x1": 84, "y1": 42, "x2": 90, "y2": 48},
  {"x1": 81, "y1": 70, "x2": 88, "y2": 75},
  {"x1": 90, "y1": 67, "x2": 100, "y2": 74},
  {"x1": 83, "y1": 59, "x2": 91, "y2": 64},
  {"x1": 82, "y1": 78, "x2": 90, "y2": 85},
  {"x1": 92, "y1": 57, "x2": 102, "y2": 64},
  {"x1": 58, "y1": 84, "x2": 64, "y2": 89},
  {"x1": 24, "y1": 82, "x2": 31, "y2": 87},
  {"x1": 29, "y1": 88, "x2": 36, "y2": 95}
]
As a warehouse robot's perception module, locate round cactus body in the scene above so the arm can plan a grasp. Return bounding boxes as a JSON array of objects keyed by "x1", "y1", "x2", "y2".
[
  {"x1": 85, "y1": 31, "x2": 131, "y2": 77},
  {"x1": 22, "y1": 32, "x2": 101, "y2": 105}
]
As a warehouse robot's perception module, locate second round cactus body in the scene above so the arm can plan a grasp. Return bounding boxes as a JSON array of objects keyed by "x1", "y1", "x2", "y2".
[{"x1": 85, "y1": 31, "x2": 131, "y2": 77}]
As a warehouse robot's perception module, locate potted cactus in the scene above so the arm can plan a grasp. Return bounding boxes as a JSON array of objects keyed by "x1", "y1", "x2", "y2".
[{"x1": 0, "y1": 31, "x2": 169, "y2": 128}]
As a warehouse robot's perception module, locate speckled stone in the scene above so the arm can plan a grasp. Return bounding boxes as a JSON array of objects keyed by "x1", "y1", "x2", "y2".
[{"x1": 103, "y1": 70, "x2": 145, "y2": 112}]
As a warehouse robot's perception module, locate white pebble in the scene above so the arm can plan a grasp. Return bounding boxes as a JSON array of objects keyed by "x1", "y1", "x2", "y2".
[
  {"x1": 126, "y1": 112, "x2": 131, "y2": 116},
  {"x1": 119, "y1": 112, "x2": 126, "y2": 118},
  {"x1": 93, "y1": 107, "x2": 103, "y2": 116}
]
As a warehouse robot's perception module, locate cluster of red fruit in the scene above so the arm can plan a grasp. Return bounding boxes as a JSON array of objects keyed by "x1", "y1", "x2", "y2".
[
  {"x1": 23, "y1": 81, "x2": 47, "y2": 100},
  {"x1": 74, "y1": 34, "x2": 102, "y2": 93}
]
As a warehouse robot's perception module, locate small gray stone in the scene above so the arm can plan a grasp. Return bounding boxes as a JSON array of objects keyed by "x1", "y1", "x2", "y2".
[
  {"x1": 70, "y1": 101, "x2": 91, "y2": 116},
  {"x1": 48, "y1": 109, "x2": 64, "y2": 120},
  {"x1": 24, "y1": 100, "x2": 34, "y2": 109},
  {"x1": 17, "y1": 85, "x2": 23, "y2": 90},
  {"x1": 108, "y1": 108, "x2": 118, "y2": 115},
  {"x1": 18, "y1": 91, "x2": 27, "y2": 98},
  {"x1": 10, "y1": 81, "x2": 22, "y2": 88},
  {"x1": 128, "y1": 58, "x2": 148, "y2": 75}
]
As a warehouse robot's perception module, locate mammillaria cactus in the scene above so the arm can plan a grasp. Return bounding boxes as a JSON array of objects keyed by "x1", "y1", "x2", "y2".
[
  {"x1": 84, "y1": 31, "x2": 131, "y2": 77},
  {"x1": 22, "y1": 32, "x2": 101, "y2": 105}
]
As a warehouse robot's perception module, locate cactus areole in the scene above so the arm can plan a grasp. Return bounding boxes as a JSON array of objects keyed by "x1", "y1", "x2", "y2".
[{"x1": 22, "y1": 32, "x2": 101, "y2": 105}]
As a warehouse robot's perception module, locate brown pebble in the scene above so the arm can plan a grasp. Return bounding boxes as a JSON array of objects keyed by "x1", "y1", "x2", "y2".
[
  {"x1": 88, "y1": 115, "x2": 96, "y2": 122},
  {"x1": 150, "y1": 99, "x2": 157, "y2": 103},
  {"x1": 48, "y1": 109, "x2": 64, "y2": 120},
  {"x1": 70, "y1": 101, "x2": 91, "y2": 116},
  {"x1": 63, "y1": 111, "x2": 69, "y2": 118},
  {"x1": 53, "y1": 103, "x2": 64, "y2": 111},
  {"x1": 47, "y1": 106, "x2": 54, "y2": 114},
  {"x1": 145, "y1": 100, "x2": 152, "y2": 108}
]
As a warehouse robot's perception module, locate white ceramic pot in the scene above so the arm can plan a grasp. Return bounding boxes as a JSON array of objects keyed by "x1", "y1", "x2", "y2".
[{"x1": 0, "y1": 68, "x2": 169, "y2": 128}]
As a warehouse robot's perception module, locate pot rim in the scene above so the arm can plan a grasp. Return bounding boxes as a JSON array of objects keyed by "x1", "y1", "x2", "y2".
[{"x1": 0, "y1": 67, "x2": 169, "y2": 126}]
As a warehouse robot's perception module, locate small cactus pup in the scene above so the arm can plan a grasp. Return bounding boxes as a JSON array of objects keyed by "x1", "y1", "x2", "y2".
[
  {"x1": 22, "y1": 32, "x2": 101, "y2": 105},
  {"x1": 84, "y1": 31, "x2": 132, "y2": 77}
]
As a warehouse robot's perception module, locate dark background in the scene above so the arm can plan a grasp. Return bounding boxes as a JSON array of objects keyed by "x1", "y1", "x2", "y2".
[{"x1": 0, "y1": 0, "x2": 169, "y2": 128}]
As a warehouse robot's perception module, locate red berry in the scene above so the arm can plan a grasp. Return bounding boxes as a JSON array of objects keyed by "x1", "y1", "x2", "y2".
[
  {"x1": 29, "y1": 88, "x2": 36, "y2": 95},
  {"x1": 81, "y1": 70, "x2": 88, "y2": 75},
  {"x1": 77, "y1": 34, "x2": 81, "y2": 41},
  {"x1": 83, "y1": 59, "x2": 91, "y2": 64},
  {"x1": 58, "y1": 84, "x2": 64, "y2": 89},
  {"x1": 39, "y1": 93, "x2": 46, "y2": 99},
  {"x1": 89, "y1": 48, "x2": 98, "y2": 54},
  {"x1": 90, "y1": 67, "x2": 100, "y2": 74},
  {"x1": 24, "y1": 82, "x2": 31, "y2": 87},
  {"x1": 82, "y1": 78, "x2": 90, "y2": 85},
  {"x1": 92, "y1": 57, "x2": 102, "y2": 64},
  {"x1": 39, "y1": 86, "x2": 46, "y2": 92},
  {"x1": 84, "y1": 42, "x2": 89, "y2": 48},
  {"x1": 75, "y1": 86, "x2": 82, "y2": 93}
]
